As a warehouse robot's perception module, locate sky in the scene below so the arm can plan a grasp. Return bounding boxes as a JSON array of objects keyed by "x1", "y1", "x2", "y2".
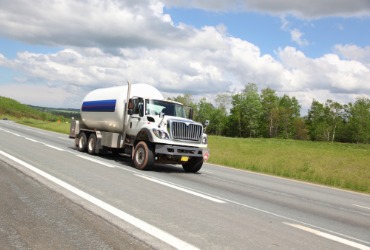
[{"x1": 0, "y1": 0, "x2": 369, "y2": 114}]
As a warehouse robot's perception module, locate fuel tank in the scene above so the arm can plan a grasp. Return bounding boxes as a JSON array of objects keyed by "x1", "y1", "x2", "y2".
[{"x1": 80, "y1": 83, "x2": 164, "y2": 133}]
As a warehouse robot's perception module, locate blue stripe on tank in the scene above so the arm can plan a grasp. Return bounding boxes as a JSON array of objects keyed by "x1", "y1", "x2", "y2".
[{"x1": 82, "y1": 99, "x2": 116, "y2": 112}]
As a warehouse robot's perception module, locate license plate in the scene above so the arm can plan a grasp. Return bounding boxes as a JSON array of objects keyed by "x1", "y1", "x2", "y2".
[{"x1": 181, "y1": 156, "x2": 189, "y2": 162}]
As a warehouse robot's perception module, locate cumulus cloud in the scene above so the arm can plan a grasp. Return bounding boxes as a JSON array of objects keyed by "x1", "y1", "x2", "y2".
[
  {"x1": 334, "y1": 44, "x2": 370, "y2": 64},
  {"x1": 290, "y1": 29, "x2": 309, "y2": 46},
  {"x1": 164, "y1": 0, "x2": 370, "y2": 18},
  {"x1": 0, "y1": 83, "x2": 76, "y2": 108},
  {"x1": 0, "y1": 0, "x2": 181, "y2": 48},
  {"x1": 2, "y1": 42, "x2": 369, "y2": 110},
  {"x1": 0, "y1": 0, "x2": 369, "y2": 112}
]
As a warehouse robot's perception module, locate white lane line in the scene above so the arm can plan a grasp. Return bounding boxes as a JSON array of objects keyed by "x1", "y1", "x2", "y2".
[
  {"x1": 353, "y1": 204, "x2": 370, "y2": 210},
  {"x1": 25, "y1": 137, "x2": 39, "y2": 143},
  {"x1": 43, "y1": 143, "x2": 65, "y2": 151},
  {"x1": 77, "y1": 155, "x2": 116, "y2": 168},
  {"x1": 284, "y1": 222, "x2": 370, "y2": 250},
  {"x1": 0, "y1": 126, "x2": 67, "y2": 152},
  {"x1": 135, "y1": 174, "x2": 226, "y2": 204},
  {"x1": 195, "y1": 192, "x2": 370, "y2": 245},
  {"x1": 0, "y1": 127, "x2": 21, "y2": 137},
  {"x1": 0, "y1": 149, "x2": 199, "y2": 250}
]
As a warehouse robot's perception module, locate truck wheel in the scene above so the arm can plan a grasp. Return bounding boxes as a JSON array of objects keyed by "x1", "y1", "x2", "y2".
[
  {"x1": 133, "y1": 141, "x2": 154, "y2": 170},
  {"x1": 87, "y1": 134, "x2": 97, "y2": 155},
  {"x1": 182, "y1": 157, "x2": 203, "y2": 173},
  {"x1": 78, "y1": 132, "x2": 87, "y2": 152}
]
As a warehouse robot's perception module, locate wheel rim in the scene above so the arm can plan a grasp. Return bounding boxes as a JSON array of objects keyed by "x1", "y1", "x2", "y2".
[
  {"x1": 79, "y1": 137, "x2": 85, "y2": 149},
  {"x1": 135, "y1": 147, "x2": 145, "y2": 166},
  {"x1": 88, "y1": 138, "x2": 94, "y2": 152}
]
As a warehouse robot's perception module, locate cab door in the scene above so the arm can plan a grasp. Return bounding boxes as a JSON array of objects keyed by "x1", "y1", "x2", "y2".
[{"x1": 127, "y1": 97, "x2": 145, "y2": 137}]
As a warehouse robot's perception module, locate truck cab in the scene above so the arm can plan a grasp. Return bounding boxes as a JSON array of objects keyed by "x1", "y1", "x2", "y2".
[{"x1": 126, "y1": 98, "x2": 209, "y2": 172}]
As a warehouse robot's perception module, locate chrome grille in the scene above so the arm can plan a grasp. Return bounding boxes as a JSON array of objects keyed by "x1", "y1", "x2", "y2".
[{"x1": 170, "y1": 121, "x2": 203, "y2": 141}]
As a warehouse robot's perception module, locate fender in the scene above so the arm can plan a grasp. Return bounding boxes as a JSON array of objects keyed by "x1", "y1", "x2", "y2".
[{"x1": 134, "y1": 128, "x2": 154, "y2": 145}]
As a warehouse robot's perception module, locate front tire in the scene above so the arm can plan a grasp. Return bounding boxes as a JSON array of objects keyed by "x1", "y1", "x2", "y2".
[
  {"x1": 133, "y1": 141, "x2": 154, "y2": 170},
  {"x1": 182, "y1": 157, "x2": 203, "y2": 173},
  {"x1": 87, "y1": 134, "x2": 97, "y2": 155},
  {"x1": 78, "y1": 132, "x2": 87, "y2": 152}
]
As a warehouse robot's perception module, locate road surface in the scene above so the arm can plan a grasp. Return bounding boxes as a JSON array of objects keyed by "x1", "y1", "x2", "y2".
[{"x1": 0, "y1": 120, "x2": 369, "y2": 249}]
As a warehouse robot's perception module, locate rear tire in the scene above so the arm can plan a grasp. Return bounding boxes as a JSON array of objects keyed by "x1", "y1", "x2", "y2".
[
  {"x1": 78, "y1": 132, "x2": 87, "y2": 152},
  {"x1": 182, "y1": 157, "x2": 203, "y2": 173},
  {"x1": 87, "y1": 134, "x2": 97, "y2": 155},
  {"x1": 133, "y1": 141, "x2": 154, "y2": 170}
]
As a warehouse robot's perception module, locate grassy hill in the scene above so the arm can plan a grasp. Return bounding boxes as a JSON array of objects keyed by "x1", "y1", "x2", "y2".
[
  {"x1": 1, "y1": 96, "x2": 46, "y2": 119},
  {"x1": 0, "y1": 96, "x2": 78, "y2": 121}
]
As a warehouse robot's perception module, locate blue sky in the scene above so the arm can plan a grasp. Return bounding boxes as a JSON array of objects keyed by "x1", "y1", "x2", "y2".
[{"x1": 0, "y1": 0, "x2": 369, "y2": 112}]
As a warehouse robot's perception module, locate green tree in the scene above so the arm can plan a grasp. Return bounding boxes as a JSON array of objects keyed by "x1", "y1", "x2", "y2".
[
  {"x1": 242, "y1": 83, "x2": 263, "y2": 137},
  {"x1": 214, "y1": 93, "x2": 230, "y2": 135},
  {"x1": 260, "y1": 87, "x2": 280, "y2": 137},
  {"x1": 278, "y1": 95, "x2": 300, "y2": 139},
  {"x1": 293, "y1": 117, "x2": 309, "y2": 140},
  {"x1": 347, "y1": 97, "x2": 370, "y2": 143},
  {"x1": 228, "y1": 93, "x2": 244, "y2": 137},
  {"x1": 195, "y1": 98, "x2": 214, "y2": 126},
  {"x1": 306, "y1": 100, "x2": 330, "y2": 141},
  {"x1": 228, "y1": 83, "x2": 263, "y2": 137},
  {"x1": 325, "y1": 100, "x2": 344, "y2": 142}
]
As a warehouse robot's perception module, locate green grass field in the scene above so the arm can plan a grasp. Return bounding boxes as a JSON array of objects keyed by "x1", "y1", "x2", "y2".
[
  {"x1": 16, "y1": 118, "x2": 71, "y2": 134},
  {"x1": 3, "y1": 117, "x2": 370, "y2": 194},
  {"x1": 208, "y1": 136, "x2": 370, "y2": 193}
]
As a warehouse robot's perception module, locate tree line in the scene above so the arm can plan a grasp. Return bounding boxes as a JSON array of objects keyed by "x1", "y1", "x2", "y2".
[{"x1": 169, "y1": 83, "x2": 370, "y2": 144}]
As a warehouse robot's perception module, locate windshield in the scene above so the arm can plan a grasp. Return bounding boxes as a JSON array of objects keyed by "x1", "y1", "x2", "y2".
[{"x1": 145, "y1": 99, "x2": 186, "y2": 118}]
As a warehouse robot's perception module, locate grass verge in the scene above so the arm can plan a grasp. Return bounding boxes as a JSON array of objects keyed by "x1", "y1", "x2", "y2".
[
  {"x1": 16, "y1": 117, "x2": 71, "y2": 134},
  {"x1": 208, "y1": 136, "x2": 370, "y2": 193}
]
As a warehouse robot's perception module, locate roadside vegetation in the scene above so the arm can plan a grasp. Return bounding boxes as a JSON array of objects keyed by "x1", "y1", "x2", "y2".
[
  {"x1": 208, "y1": 136, "x2": 370, "y2": 193},
  {"x1": 171, "y1": 83, "x2": 370, "y2": 144},
  {"x1": 1, "y1": 95, "x2": 369, "y2": 193}
]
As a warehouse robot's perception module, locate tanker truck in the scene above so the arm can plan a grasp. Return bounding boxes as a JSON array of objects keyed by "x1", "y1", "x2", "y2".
[{"x1": 69, "y1": 82, "x2": 209, "y2": 173}]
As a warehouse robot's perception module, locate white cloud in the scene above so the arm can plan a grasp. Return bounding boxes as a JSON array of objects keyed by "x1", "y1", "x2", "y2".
[
  {"x1": 2, "y1": 42, "x2": 369, "y2": 111},
  {"x1": 278, "y1": 47, "x2": 370, "y2": 93},
  {"x1": 164, "y1": 0, "x2": 370, "y2": 18},
  {"x1": 0, "y1": 83, "x2": 78, "y2": 108},
  {"x1": 0, "y1": 0, "x2": 181, "y2": 48},
  {"x1": 334, "y1": 44, "x2": 370, "y2": 64},
  {"x1": 0, "y1": 0, "x2": 369, "y2": 113},
  {"x1": 290, "y1": 29, "x2": 309, "y2": 46}
]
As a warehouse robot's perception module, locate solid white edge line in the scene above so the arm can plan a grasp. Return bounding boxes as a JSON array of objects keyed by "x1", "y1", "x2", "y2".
[
  {"x1": 135, "y1": 174, "x2": 226, "y2": 204},
  {"x1": 284, "y1": 222, "x2": 370, "y2": 250},
  {"x1": 0, "y1": 150, "x2": 199, "y2": 250},
  {"x1": 353, "y1": 204, "x2": 370, "y2": 210}
]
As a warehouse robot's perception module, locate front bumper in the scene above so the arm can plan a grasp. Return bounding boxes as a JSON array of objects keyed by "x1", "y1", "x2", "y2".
[{"x1": 155, "y1": 144, "x2": 206, "y2": 158}]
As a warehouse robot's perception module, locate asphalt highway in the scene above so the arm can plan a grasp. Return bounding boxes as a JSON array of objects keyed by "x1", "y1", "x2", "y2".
[{"x1": 0, "y1": 120, "x2": 369, "y2": 249}]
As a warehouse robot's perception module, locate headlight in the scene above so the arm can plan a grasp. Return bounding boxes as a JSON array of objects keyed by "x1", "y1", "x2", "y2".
[
  {"x1": 152, "y1": 128, "x2": 170, "y2": 140},
  {"x1": 202, "y1": 134, "x2": 208, "y2": 144}
]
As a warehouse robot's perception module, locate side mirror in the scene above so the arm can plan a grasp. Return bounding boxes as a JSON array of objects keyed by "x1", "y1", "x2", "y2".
[
  {"x1": 128, "y1": 99, "x2": 133, "y2": 115},
  {"x1": 205, "y1": 120, "x2": 210, "y2": 126}
]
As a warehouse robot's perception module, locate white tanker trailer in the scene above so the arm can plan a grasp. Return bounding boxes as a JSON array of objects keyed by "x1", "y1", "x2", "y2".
[{"x1": 70, "y1": 82, "x2": 209, "y2": 172}]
